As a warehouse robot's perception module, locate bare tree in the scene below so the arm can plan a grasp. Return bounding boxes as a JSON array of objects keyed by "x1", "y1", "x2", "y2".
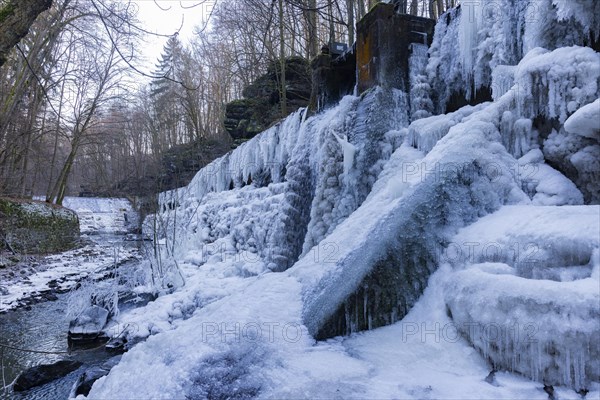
[{"x1": 0, "y1": 0, "x2": 53, "y2": 67}]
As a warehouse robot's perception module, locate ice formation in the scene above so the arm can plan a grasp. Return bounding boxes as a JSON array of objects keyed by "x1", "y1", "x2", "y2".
[
  {"x1": 444, "y1": 206, "x2": 600, "y2": 390},
  {"x1": 564, "y1": 98, "x2": 600, "y2": 139},
  {"x1": 76, "y1": 2, "x2": 600, "y2": 398},
  {"x1": 428, "y1": 0, "x2": 600, "y2": 112}
]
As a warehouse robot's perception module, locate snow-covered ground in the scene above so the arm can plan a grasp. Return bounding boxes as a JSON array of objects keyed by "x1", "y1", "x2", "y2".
[
  {"x1": 0, "y1": 197, "x2": 140, "y2": 313},
  {"x1": 78, "y1": 2, "x2": 600, "y2": 398}
]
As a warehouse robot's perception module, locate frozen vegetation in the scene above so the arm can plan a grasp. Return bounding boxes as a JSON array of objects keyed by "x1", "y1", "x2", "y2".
[{"x1": 65, "y1": 1, "x2": 600, "y2": 398}]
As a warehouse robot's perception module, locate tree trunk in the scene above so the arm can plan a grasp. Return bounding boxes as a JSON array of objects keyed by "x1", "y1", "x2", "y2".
[
  {"x1": 357, "y1": 0, "x2": 366, "y2": 19},
  {"x1": 328, "y1": 1, "x2": 335, "y2": 44},
  {"x1": 410, "y1": 0, "x2": 419, "y2": 15},
  {"x1": 306, "y1": 0, "x2": 318, "y2": 58},
  {"x1": 45, "y1": 45, "x2": 71, "y2": 202},
  {"x1": 346, "y1": 0, "x2": 355, "y2": 45},
  {"x1": 436, "y1": 0, "x2": 444, "y2": 17},
  {"x1": 429, "y1": 0, "x2": 436, "y2": 19},
  {"x1": 278, "y1": 0, "x2": 287, "y2": 117},
  {"x1": 50, "y1": 133, "x2": 80, "y2": 205},
  {"x1": 0, "y1": 0, "x2": 53, "y2": 67}
]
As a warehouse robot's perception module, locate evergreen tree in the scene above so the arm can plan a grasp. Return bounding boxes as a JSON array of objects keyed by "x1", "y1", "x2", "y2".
[{"x1": 149, "y1": 35, "x2": 185, "y2": 151}]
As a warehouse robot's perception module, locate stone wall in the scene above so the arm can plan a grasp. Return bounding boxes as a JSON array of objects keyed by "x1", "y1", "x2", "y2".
[{"x1": 0, "y1": 198, "x2": 80, "y2": 254}]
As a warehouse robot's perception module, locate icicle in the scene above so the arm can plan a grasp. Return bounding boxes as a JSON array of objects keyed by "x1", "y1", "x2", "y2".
[
  {"x1": 332, "y1": 132, "x2": 356, "y2": 176},
  {"x1": 458, "y1": 1, "x2": 483, "y2": 87}
]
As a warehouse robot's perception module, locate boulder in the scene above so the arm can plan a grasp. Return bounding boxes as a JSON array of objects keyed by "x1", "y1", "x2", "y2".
[
  {"x1": 224, "y1": 56, "x2": 311, "y2": 141},
  {"x1": 13, "y1": 360, "x2": 82, "y2": 391},
  {"x1": 70, "y1": 356, "x2": 121, "y2": 397},
  {"x1": 0, "y1": 198, "x2": 79, "y2": 254},
  {"x1": 68, "y1": 305, "x2": 109, "y2": 346},
  {"x1": 105, "y1": 336, "x2": 127, "y2": 353}
]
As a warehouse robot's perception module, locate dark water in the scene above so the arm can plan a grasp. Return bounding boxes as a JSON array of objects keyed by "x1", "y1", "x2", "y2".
[
  {"x1": 0, "y1": 233, "x2": 143, "y2": 399},
  {"x1": 0, "y1": 293, "x2": 111, "y2": 400}
]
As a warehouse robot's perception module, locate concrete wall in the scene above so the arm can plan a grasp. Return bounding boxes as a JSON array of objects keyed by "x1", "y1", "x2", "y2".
[{"x1": 357, "y1": 4, "x2": 435, "y2": 93}]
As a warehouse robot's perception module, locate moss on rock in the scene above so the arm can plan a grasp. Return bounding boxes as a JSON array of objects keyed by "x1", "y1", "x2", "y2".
[{"x1": 0, "y1": 198, "x2": 80, "y2": 254}]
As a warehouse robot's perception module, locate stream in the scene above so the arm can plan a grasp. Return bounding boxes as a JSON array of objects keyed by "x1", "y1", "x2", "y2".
[
  {"x1": 0, "y1": 292, "x2": 111, "y2": 399},
  {"x1": 0, "y1": 198, "x2": 144, "y2": 399}
]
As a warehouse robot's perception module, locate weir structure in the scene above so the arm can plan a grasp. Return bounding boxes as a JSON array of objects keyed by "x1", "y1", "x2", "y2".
[{"x1": 311, "y1": 3, "x2": 435, "y2": 110}]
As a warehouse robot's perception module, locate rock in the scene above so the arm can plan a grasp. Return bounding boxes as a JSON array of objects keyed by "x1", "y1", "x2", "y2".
[
  {"x1": 70, "y1": 356, "x2": 121, "y2": 397},
  {"x1": 71, "y1": 366, "x2": 105, "y2": 396},
  {"x1": 118, "y1": 291, "x2": 157, "y2": 312},
  {"x1": 105, "y1": 336, "x2": 127, "y2": 353},
  {"x1": 484, "y1": 370, "x2": 500, "y2": 387},
  {"x1": 0, "y1": 198, "x2": 80, "y2": 254},
  {"x1": 311, "y1": 50, "x2": 356, "y2": 111},
  {"x1": 110, "y1": 138, "x2": 231, "y2": 201},
  {"x1": 224, "y1": 56, "x2": 311, "y2": 141},
  {"x1": 42, "y1": 291, "x2": 58, "y2": 301},
  {"x1": 68, "y1": 305, "x2": 109, "y2": 346},
  {"x1": 543, "y1": 384, "x2": 555, "y2": 400},
  {"x1": 13, "y1": 360, "x2": 82, "y2": 391}
]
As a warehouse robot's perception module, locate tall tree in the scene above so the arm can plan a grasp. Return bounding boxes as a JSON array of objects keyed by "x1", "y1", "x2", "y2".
[{"x1": 0, "y1": 0, "x2": 53, "y2": 67}]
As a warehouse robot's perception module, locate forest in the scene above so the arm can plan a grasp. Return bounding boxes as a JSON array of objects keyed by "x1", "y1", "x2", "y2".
[
  {"x1": 0, "y1": 0, "x2": 455, "y2": 203},
  {"x1": 1, "y1": 0, "x2": 598, "y2": 398}
]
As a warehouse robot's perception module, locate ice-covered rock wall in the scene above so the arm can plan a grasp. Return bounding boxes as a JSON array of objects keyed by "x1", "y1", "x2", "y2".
[
  {"x1": 427, "y1": 0, "x2": 600, "y2": 113},
  {"x1": 151, "y1": 88, "x2": 410, "y2": 273},
  {"x1": 428, "y1": 1, "x2": 600, "y2": 203},
  {"x1": 130, "y1": 3, "x2": 600, "y2": 394}
]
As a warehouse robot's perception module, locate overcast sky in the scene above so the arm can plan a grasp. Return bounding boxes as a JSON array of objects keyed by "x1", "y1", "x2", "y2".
[{"x1": 131, "y1": 0, "x2": 216, "y2": 69}]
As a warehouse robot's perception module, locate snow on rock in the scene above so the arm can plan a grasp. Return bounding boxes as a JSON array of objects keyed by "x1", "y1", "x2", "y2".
[
  {"x1": 295, "y1": 102, "x2": 528, "y2": 338},
  {"x1": 0, "y1": 239, "x2": 138, "y2": 313},
  {"x1": 429, "y1": 0, "x2": 599, "y2": 112},
  {"x1": 518, "y1": 149, "x2": 584, "y2": 206},
  {"x1": 564, "y1": 98, "x2": 600, "y2": 139},
  {"x1": 406, "y1": 103, "x2": 487, "y2": 153},
  {"x1": 444, "y1": 205, "x2": 600, "y2": 390},
  {"x1": 513, "y1": 46, "x2": 600, "y2": 124},
  {"x1": 447, "y1": 205, "x2": 599, "y2": 277}
]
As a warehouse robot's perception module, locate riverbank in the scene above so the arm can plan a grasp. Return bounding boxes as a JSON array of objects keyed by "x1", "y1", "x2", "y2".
[
  {"x1": 0, "y1": 237, "x2": 140, "y2": 313},
  {"x1": 0, "y1": 197, "x2": 141, "y2": 313},
  {"x1": 0, "y1": 197, "x2": 144, "y2": 399}
]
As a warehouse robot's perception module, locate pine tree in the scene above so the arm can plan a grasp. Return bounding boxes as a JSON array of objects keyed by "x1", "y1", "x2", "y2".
[{"x1": 149, "y1": 35, "x2": 185, "y2": 151}]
